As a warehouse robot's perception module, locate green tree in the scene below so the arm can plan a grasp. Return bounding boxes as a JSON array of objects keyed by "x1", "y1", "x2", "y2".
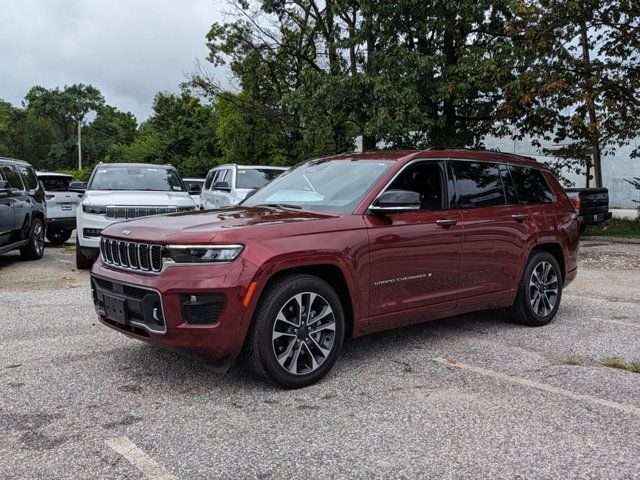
[
  {"x1": 120, "y1": 91, "x2": 222, "y2": 177},
  {"x1": 84, "y1": 106, "x2": 138, "y2": 164},
  {"x1": 24, "y1": 84, "x2": 105, "y2": 169},
  {"x1": 503, "y1": 0, "x2": 640, "y2": 187}
]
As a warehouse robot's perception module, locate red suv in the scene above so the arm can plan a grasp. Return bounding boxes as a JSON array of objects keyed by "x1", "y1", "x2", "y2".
[{"x1": 91, "y1": 150, "x2": 579, "y2": 388}]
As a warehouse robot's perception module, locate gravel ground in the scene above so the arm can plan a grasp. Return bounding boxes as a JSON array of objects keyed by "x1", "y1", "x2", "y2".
[{"x1": 1, "y1": 237, "x2": 639, "y2": 479}]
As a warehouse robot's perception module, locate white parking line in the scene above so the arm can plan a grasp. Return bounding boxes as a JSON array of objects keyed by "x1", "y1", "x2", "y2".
[
  {"x1": 434, "y1": 357, "x2": 640, "y2": 418},
  {"x1": 591, "y1": 317, "x2": 640, "y2": 329},
  {"x1": 107, "y1": 436, "x2": 178, "y2": 480}
]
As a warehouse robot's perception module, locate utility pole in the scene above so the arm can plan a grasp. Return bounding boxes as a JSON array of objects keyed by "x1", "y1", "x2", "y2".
[{"x1": 77, "y1": 120, "x2": 82, "y2": 170}]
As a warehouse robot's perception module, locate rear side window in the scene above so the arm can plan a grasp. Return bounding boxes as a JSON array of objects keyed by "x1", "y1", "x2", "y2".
[
  {"x1": 498, "y1": 164, "x2": 519, "y2": 205},
  {"x1": 452, "y1": 161, "x2": 505, "y2": 208},
  {"x1": 1, "y1": 165, "x2": 25, "y2": 190},
  {"x1": 18, "y1": 166, "x2": 39, "y2": 190},
  {"x1": 509, "y1": 166, "x2": 554, "y2": 204}
]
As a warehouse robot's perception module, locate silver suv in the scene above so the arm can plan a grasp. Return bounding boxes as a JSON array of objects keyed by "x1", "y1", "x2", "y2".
[{"x1": 200, "y1": 164, "x2": 287, "y2": 210}]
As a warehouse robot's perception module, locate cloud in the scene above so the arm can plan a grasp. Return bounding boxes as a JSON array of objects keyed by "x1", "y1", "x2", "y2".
[{"x1": 0, "y1": 0, "x2": 227, "y2": 121}]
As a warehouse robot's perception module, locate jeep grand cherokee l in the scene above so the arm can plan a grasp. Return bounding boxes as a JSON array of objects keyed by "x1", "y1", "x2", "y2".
[
  {"x1": 91, "y1": 150, "x2": 579, "y2": 388},
  {"x1": 76, "y1": 163, "x2": 197, "y2": 269}
]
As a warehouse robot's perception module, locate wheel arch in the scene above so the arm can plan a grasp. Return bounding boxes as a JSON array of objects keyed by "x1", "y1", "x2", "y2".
[
  {"x1": 250, "y1": 262, "x2": 357, "y2": 338},
  {"x1": 529, "y1": 242, "x2": 566, "y2": 282}
]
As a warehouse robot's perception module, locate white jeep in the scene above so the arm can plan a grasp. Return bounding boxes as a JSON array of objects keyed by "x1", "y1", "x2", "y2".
[{"x1": 75, "y1": 163, "x2": 197, "y2": 269}]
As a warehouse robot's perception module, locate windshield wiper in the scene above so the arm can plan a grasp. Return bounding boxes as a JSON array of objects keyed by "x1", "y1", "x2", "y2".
[{"x1": 255, "y1": 203, "x2": 303, "y2": 210}]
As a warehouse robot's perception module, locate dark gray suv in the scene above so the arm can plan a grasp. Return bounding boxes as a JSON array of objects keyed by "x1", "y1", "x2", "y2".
[{"x1": 0, "y1": 157, "x2": 47, "y2": 260}]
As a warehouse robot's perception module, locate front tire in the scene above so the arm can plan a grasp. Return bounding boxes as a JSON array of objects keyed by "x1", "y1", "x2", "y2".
[
  {"x1": 508, "y1": 251, "x2": 562, "y2": 326},
  {"x1": 46, "y1": 228, "x2": 73, "y2": 245},
  {"x1": 20, "y1": 217, "x2": 45, "y2": 260},
  {"x1": 246, "y1": 274, "x2": 345, "y2": 388},
  {"x1": 75, "y1": 236, "x2": 94, "y2": 269}
]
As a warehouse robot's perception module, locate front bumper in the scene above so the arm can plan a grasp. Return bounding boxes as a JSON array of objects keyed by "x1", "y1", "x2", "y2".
[
  {"x1": 90, "y1": 257, "x2": 256, "y2": 362},
  {"x1": 77, "y1": 212, "x2": 117, "y2": 249}
]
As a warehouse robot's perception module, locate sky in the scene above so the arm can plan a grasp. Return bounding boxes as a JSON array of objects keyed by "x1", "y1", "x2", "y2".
[{"x1": 0, "y1": 0, "x2": 228, "y2": 121}]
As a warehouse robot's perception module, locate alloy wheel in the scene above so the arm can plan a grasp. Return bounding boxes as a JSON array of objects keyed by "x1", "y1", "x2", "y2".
[
  {"x1": 271, "y1": 292, "x2": 336, "y2": 375},
  {"x1": 33, "y1": 222, "x2": 44, "y2": 256},
  {"x1": 529, "y1": 261, "x2": 558, "y2": 317}
]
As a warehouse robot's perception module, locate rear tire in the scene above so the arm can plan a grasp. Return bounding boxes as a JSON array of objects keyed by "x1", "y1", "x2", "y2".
[
  {"x1": 508, "y1": 251, "x2": 562, "y2": 326},
  {"x1": 19, "y1": 218, "x2": 45, "y2": 260},
  {"x1": 245, "y1": 274, "x2": 345, "y2": 389},
  {"x1": 46, "y1": 228, "x2": 72, "y2": 245},
  {"x1": 75, "y1": 236, "x2": 94, "y2": 269}
]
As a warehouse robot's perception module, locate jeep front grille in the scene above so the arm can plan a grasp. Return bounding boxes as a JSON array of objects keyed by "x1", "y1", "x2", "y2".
[
  {"x1": 105, "y1": 206, "x2": 178, "y2": 220},
  {"x1": 100, "y1": 237, "x2": 164, "y2": 273}
]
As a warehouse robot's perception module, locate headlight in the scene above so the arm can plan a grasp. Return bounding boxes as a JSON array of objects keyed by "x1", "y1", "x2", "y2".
[
  {"x1": 83, "y1": 205, "x2": 106, "y2": 214},
  {"x1": 166, "y1": 245, "x2": 244, "y2": 263}
]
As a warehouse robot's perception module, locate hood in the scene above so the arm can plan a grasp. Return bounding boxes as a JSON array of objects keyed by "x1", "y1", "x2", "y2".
[
  {"x1": 101, "y1": 206, "x2": 337, "y2": 244},
  {"x1": 83, "y1": 190, "x2": 195, "y2": 207}
]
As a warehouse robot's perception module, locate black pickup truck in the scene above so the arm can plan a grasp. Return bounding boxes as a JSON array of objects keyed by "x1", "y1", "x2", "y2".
[
  {"x1": 0, "y1": 157, "x2": 47, "y2": 260},
  {"x1": 565, "y1": 187, "x2": 612, "y2": 235}
]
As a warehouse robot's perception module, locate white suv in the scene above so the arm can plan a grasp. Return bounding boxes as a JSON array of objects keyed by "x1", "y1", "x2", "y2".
[
  {"x1": 37, "y1": 171, "x2": 82, "y2": 245},
  {"x1": 75, "y1": 163, "x2": 196, "y2": 268},
  {"x1": 200, "y1": 164, "x2": 288, "y2": 210}
]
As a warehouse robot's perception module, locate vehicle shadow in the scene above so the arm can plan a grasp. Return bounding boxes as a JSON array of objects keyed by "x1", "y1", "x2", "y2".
[
  {"x1": 0, "y1": 252, "x2": 23, "y2": 268},
  {"x1": 109, "y1": 310, "x2": 515, "y2": 393}
]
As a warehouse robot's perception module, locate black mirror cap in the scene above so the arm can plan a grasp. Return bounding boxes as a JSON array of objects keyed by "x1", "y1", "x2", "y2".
[
  {"x1": 213, "y1": 181, "x2": 231, "y2": 192},
  {"x1": 68, "y1": 181, "x2": 87, "y2": 193},
  {"x1": 370, "y1": 189, "x2": 421, "y2": 214}
]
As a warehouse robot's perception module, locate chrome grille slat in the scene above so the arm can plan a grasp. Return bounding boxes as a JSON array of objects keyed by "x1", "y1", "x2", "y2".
[
  {"x1": 105, "y1": 205, "x2": 178, "y2": 220},
  {"x1": 100, "y1": 238, "x2": 163, "y2": 274}
]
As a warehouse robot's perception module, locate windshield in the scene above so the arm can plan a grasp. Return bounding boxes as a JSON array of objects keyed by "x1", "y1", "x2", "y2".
[
  {"x1": 88, "y1": 166, "x2": 185, "y2": 191},
  {"x1": 236, "y1": 168, "x2": 285, "y2": 189},
  {"x1": 242, "y1": 159, "x2": 394, "y2": 213},
  {"x1": 39, "y1": 176, "x2": 73, "y2": 192}
]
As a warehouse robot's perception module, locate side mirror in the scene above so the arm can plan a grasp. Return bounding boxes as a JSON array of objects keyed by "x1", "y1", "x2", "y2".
[
  {"x1": 188, "y1": 184, "x2": 202, "y2": 194},
  {"x1": 369, "y1": 189, "x2": 421, "y2": 214},
  {"x1": 69, "y1": 181, "x2": 87, "y2": 193},
  {"x1": 0, "y1": 180, "x2": 10, "y2": 193},
  {"x1": 213, "y1": 181, "x2": 231, "y2": 192}
]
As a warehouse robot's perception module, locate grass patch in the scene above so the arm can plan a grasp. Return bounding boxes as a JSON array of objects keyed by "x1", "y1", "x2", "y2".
[
  {"x1": 600, "y1": 358, "x2": 640, "y2": 373},
  {"x1": 563, "y1": 357, "x2": 584, "y2": 366},
  {"x1": 584, "y1": 218, "x2": 640, "y2": 238}
]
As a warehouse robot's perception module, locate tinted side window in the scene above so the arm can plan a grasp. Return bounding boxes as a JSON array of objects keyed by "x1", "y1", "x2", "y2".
[
  {"x1": 18, "y1": 166, "x2": 39, "y2": 190},
  {"x1": 509, "y1": 166, "x2": 554, "y2": 204},
  {"x1": 452, "y1": 161, "x2": 505, "y2": 208},
  {"x1": 1, "y1": 165, "x2": 24, "y2": 190},
  {"x1": 498, "y1": 164, "x2": 519, "y2": 205},
  {"x1": 387, "y1": 161, "x2": 447, "y2": 211},
  {"x1": 203, "y1": 171, "x2": 215, "y2": 190}
]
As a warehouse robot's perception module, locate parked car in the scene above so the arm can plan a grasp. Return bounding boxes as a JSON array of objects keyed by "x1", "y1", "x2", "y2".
[
  {"x1": 200, "y1": 164, "x2": 288, "y2": 209},
  {"x1": 0, "y1": 157, "x2": 46, "y2": 260},
  {"x1": 75, "y1": 163, "x2": 197, "y2": 269},
  {"x1": 565, "y1": 187, "x2": 612, "y2": 234},
  {"x1": 182, "y1": 177, "x2": 205, "y2": 210},
  {"x1": 36, "y1": 171, "x2": 82, "y2": 245},
  {"x1": 91, "y1": 150, "x2": 579, "y2": 388}
]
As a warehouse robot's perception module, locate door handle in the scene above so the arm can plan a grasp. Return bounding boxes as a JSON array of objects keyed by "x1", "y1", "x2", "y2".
[
  {"x1": 511, "y1": 213, "x2": 529, "y2": 222},
  {"x1": 435, "y1": 218, "x2": 458, "y2": 228}
]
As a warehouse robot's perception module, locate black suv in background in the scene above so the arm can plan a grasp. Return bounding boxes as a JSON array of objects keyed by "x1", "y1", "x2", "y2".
[{"x1": 0, "y1": 157, "x2": 46, "y2": 260}]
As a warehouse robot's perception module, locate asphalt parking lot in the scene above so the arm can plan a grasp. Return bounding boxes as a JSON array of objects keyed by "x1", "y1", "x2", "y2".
[{"x1": 1, "y1": 238, "x2": 639, "y2": 479}]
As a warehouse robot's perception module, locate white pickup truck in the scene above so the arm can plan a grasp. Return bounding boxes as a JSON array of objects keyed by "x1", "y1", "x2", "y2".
[{"x1": 74, "y1": 163, "x2": 197, "y2": 269}]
